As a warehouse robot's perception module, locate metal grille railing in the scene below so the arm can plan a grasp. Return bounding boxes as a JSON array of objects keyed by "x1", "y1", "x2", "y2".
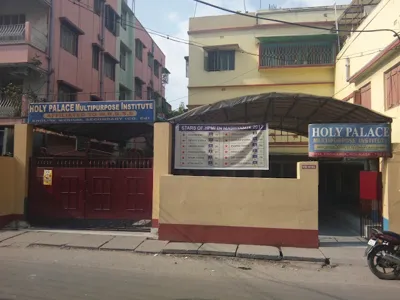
[
  {"x1": 0, "y1": 24, "x2": 25, "y2": 44},
  {"x1": 34, "y1": 157, "x2": 153, "y2": 169},
  {"x1": 260, "y1": 41, "x2": 335, "y2": 68},
  {"x1": 0, "y1": 95, "x2": 21, "y2": 118}
]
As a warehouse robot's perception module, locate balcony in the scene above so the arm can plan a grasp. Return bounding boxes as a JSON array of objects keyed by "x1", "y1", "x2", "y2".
[
  {"x1": 0, "y1": 94, "x2": 33, "y2": 119},
  {"x1": 258, "y1": 35, "x2": 337, "y2": 70},
  {"x1": 0, "y1": 22, "x2": 48, "y2": 71}
]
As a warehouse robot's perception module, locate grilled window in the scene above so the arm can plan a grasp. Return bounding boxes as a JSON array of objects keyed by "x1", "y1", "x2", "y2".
[{"x1": 259, "y1": 41, "x2": 335, "y2": 68}]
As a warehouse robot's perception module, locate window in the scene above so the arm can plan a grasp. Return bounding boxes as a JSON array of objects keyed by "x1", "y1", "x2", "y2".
[
  {"x1": 119, "y1": 86, "x2": 130, "y2": 100},
  {"x1": 184, "y1": 56, "x2": 189, "y2": 78},
  {"x1": 360, "y1": 83, "x2": 371, "y2": 109},
  {"x1": 90, "y1": 95, "x2": 101, "y2": 101},
  {"x1": 92, "y1": 45, "x2": 100, "y2": 70},
  {"x1": 0, "y1": 14, "x2": 25, "y2": 25},
  {"x1": 162, "y1": 67, "x2": 170, "y2": 84},
  {"x1": 147, "y1": 86, "x2": 153, "y2": 99},
  {"x1": 120, "y1": 45, "x2": 127, "y2": 71},
  {"x1": 104, "y1": 54, "x2": 116, "y2": 81},
  {"x1": 60, "y1": 24, "x2": 79, "y2": 56},
  {"x1": 105, "y1": 5, "x2": 118, "y2": 36},
  {"x1": 135, "y1": 39, "x2": 144, "y2": 61},
  {"x1": 148, "y1": 52, "x2": 154, "y2": 69},
  {"x1": 121, "y1": 9, "x2": 127, "y2": 30},
  {"x1": 94, "y1": 0, "x2": 103, "y2": 16},
  {"x1": 153, "y1": 60, "x2": 160, "y2": 77},
  {"x1": 135, "y1": 78, "x2": 143, "y2": 98},
  {"x1": 259, "y1": 41, "x2": 335, "y2": 68},
  {"x1": 385, "y1": 64, "x2": 400, "y2": 109},
  {"x1": 58, "y1": 83, "x2": 78, "y2": 102},
  {"x1": 204, "y1": 50, "x2": 235, "y2": 72}
]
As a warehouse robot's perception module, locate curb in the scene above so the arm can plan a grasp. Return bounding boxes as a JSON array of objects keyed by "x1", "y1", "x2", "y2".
[{"x1": 29, "y1": 243, "x2": 329, "y2": 264}]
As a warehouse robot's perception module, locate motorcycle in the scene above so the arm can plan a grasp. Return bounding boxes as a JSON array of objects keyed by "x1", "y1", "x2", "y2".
[{"x1": 365, "y1": 228, "x2": 400, "y2": 280}]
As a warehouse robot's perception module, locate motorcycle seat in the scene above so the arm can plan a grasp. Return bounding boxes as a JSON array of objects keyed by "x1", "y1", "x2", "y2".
[{"x1": 382, "y1": 231, "x2": 400, "y2": 241}]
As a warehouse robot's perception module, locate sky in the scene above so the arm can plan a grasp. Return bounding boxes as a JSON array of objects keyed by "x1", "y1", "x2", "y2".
[{"x1": 133, "y1": 0, "x2": 351, "y2": 109}]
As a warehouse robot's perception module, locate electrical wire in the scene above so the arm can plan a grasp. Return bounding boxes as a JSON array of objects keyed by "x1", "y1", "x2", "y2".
[
  {"x1": 65, "y1": 0, "x2": 394, "y2": 63},
  {"x1": 61, "y1": 0, "x2": 400, "y2": 106},
  {"x1": 193, "y1": 0, "x2": 400, "y2": 40}
]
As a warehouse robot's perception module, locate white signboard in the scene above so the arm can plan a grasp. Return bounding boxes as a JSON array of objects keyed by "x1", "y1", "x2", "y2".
[{"x1": 174, "y1": 124, "x2": 269, "y2": 170}]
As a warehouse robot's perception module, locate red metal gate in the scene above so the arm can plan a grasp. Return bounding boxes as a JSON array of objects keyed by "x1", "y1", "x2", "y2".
[{"x1": 28, "y1": 157, "x2": 153, "y2": 223}]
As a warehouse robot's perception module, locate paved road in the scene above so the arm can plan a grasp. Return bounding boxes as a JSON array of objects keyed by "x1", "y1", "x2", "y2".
[{"x1": 0, "y1": 246, "x2": 399, "y2": 300}]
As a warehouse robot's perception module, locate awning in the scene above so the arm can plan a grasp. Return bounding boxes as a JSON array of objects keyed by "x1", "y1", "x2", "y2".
[{"x1": 169, "y1": 92, "x2": 392, "y2": 136}]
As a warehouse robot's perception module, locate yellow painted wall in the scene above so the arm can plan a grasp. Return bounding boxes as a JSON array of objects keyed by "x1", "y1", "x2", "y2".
[
  {"x1": 159, "y1": 161, "x2": 318, "y2": 230},
  {"x1": 188, "y1": 81, "x2": 334, "y2": 106},
  {"x1": 188, "y1": 7, "x2": 343, "y2": 153},
  {"x1": 0, "y1": 157, "x2": 16, "y2": 217},
  {"x1": 152, "y1": 122, "x2": 172, "y2": 224},
  {"x1": 381, "y1": 144, "x2": 400, "y2": 232},
  {"x1": 335, "y1": 0, "x2": 400, "y2": 141},
  {"x1": 13, "y1": 124, "x2": 33, "y2": 215},
  {"x1": 334, "y1": 0, "x2": 400, "y2": 231}
]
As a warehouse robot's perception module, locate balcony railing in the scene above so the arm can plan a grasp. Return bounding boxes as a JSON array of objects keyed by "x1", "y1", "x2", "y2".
[
  {"x1": 259, "y1": 41, "x2": 336, "y2": 68},
  {"x1": 0, "y1": 22, "x2": 47, "y2": 52},
  {"x1": 0, "y1": 94, "x2": 34, "y2": 118},
  {"x1": 0, "y1": 24, "x2": 25, "y2": 44}
]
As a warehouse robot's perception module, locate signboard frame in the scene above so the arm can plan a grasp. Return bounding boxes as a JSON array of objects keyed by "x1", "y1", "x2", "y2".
[
  {"x1": 27, "y1": 100, "x2": 155, "y2": 124},
  {"x1": 174, "y1": 123, "x2": 269, "y2": 171},
  {"x1": 308, "y1": 123, "x2": 392, "y2": 158}
]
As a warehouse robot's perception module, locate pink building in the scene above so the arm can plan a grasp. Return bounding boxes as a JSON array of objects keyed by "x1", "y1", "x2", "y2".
[
  {"x1": 134, "y1": 17, "x2": 170, "y2": 116},
  {"x1": 0, "y1": 0, "x2": 120, "y2": 122},
  {"x1": 51, "y1": 0, "x2": 119, "y2": 102}
]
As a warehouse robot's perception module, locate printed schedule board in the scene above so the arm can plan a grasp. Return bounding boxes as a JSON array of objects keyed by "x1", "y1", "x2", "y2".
[
  {"x1": 308, "y1": 123, "x2": 392, "y2": 158},
  {"x1": 174, "y1": 124, "x2": 269, "y2": 170}
]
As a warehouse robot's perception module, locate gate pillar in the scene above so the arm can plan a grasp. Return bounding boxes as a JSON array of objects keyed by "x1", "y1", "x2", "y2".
[
  {"x1": 13, "y1": 124, "x2": 33, "y2": 220},
  {"x1": 152, "y1": 122, "x2": 173, "y2": 232},
  {"x1": 382, "y1": 143, "x2": 400, "y2": 232}
]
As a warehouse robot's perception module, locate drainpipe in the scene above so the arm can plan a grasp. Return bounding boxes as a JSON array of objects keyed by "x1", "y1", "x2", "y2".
[
  {"x1": 99, "y1": 1, "x2": 106, "y2": 99},
  {"x1": 46, "y1": 0, "x2": 54, "y2": 101}
]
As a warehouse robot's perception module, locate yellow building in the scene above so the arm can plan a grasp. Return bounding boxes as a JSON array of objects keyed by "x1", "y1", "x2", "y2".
[
  {"x1": 187, "y1": 5, "x2": 347, "y2": 160},
  {"x1": 334, "y1": 0, "x2": 400, "y2": 232}
]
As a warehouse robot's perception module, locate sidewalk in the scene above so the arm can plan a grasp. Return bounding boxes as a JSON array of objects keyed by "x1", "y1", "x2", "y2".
[{"x1": 0, "y1": 230, "x2": 367, "y2": 266}]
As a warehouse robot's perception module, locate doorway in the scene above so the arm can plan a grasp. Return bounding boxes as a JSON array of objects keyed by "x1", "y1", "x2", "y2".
[{"x1": 318, "y1": 158, "x2": 380, "y2": 237}]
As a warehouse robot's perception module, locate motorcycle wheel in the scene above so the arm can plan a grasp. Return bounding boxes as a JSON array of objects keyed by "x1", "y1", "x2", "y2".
[{"x1": 367, "y1": 246, "x2": 399, "y2": 280}]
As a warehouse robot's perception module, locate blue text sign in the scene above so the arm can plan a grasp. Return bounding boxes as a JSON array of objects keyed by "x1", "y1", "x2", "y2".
[
  {"x1": 308, "y1": 123, "x2": 392, "y2": 158},
  {"x1": 27, "y1": 100, "x2": 155, "y2": 124}
]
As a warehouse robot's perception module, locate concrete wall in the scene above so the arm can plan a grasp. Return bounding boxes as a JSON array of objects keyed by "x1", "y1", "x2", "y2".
[
  {"x1": 158, "y1": 161, "x2": 319, "y2": 248},
  {"x1": 152, "y1": 123, "x2": 318, "y2": 248},
  {"x1": 0, "y1": 124, "x2": 32, "y2": 228},
  {"x1": 151, "y1": 122, "x2": 172, "y2": 228},
  {"x1": 381, "y1": 144, "x2": 400, "y2": 232},
  {"x1": 0, "y1": 157, "x2": 17, "y2": 227}
]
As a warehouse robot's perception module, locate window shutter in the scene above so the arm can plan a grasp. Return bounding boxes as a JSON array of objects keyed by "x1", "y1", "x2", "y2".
[
  {"x1": 385, "y1": 71, "x2": 392, "y2": 108},
  {"x1": 204, "y1": 50, "x2": 209, "y2": 71},
  {"x1": 360, "y1": 83, "x2": 371, "y2": 109},
  {"x1": 353, "y1": 90, "x2": 361, "y2": 105},
  {"x1": 391, "y1": 67, "x2": 398, "y2": 108}
]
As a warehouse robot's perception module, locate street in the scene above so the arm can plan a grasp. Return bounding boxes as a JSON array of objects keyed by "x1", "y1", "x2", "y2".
[{"x1": 0, "y1": 246, "x2": 399, "y2": 300}]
